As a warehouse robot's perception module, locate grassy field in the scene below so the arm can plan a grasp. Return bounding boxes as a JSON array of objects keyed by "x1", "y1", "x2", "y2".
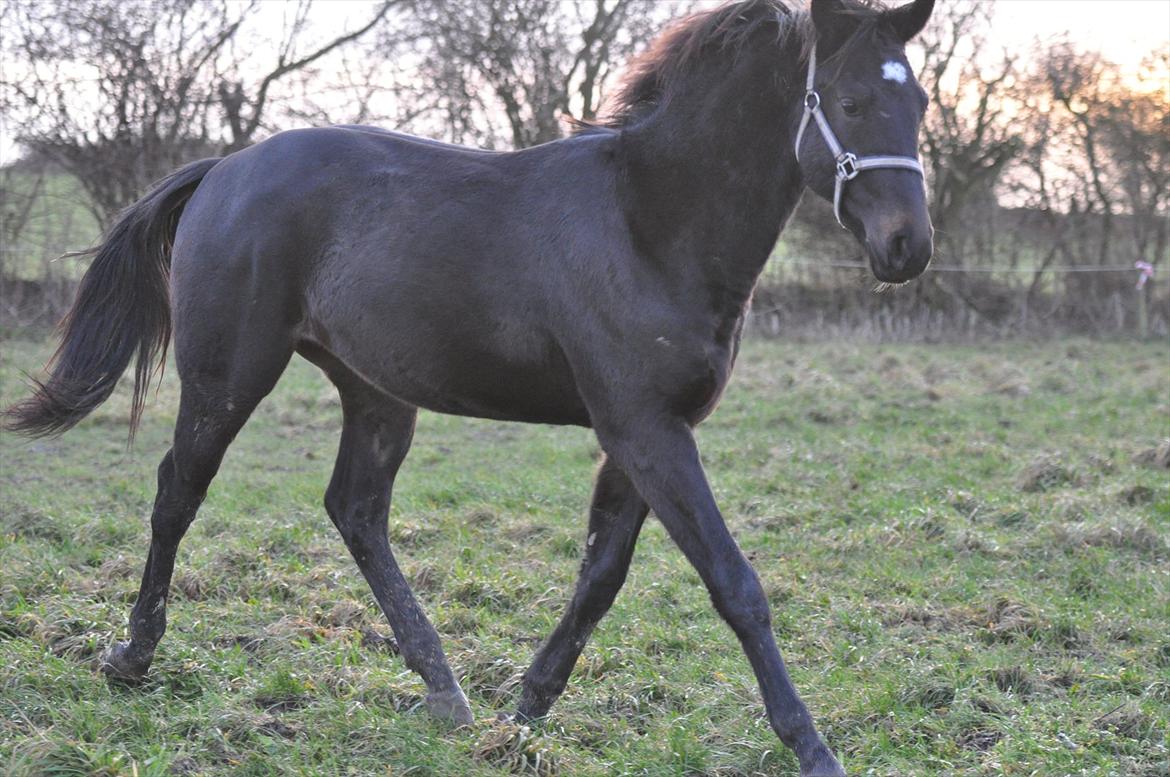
[{"x1": 1, "y1": 333, "x2": 1167, "y2": 776}]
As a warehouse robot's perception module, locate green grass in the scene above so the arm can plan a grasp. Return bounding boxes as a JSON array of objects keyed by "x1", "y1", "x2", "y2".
[{"x1": 1, "y1": 334, "x2": 1167, "y2": 776}]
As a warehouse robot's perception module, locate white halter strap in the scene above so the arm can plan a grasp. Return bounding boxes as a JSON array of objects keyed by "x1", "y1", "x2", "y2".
[{"x1": 794, "y1": 43, "x2": 925, "y2": 227}]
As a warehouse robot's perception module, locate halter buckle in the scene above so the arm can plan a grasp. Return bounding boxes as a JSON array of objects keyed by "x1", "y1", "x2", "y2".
[
  {"x1": 836, "y1": 153, "x2": 859, "y2": 181},
  {"x1": 804, "y1": 91, "x2": 820, "y2": 111}
]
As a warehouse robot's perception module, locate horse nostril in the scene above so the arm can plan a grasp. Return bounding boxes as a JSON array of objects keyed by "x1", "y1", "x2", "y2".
[{"x1": 889, "y1": 233, "x2": 910, "y2": 263}]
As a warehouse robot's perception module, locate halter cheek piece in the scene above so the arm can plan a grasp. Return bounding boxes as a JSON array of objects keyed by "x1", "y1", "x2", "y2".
[{"x1": 794, "y1": 43, "x2": 925, "y2": 227}]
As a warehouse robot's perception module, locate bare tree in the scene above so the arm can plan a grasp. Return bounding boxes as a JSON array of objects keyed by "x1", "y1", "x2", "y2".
[
  {"x1": 2, "y1": 0, "x2": 395, "y2": 220},
  {"x1": 216, "y1": 0, "x2": 396, "y2": 152},
  {"x1": 915, "y1": 0, "x2": 1023, "y2": 266},
  {"x1": 1029, "y1": 43, "x2": 1170, "y2": 329},
  {"x1": 1085, "y1": 50, "x2": 1170, "y2": 273},
  {"x1": 405, "y1": 0, "x2": 674, "y2": 149},
  {"x1": 1108, "y1": 51, "x2": 1170, "y2": 275}
]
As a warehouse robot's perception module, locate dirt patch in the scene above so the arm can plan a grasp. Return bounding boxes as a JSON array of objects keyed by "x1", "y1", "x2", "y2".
[
  {"x1": 979, "y1": 598, "x2": 1044, "y2": 643},
  {"x1": 993, "y1": 376, "x2": 1031, "y2": 397},
  {"x1": 388, "y1": 521, "x2": 439, "y2": 547},
  {"x1": 1133, "y1": 440, "x2": 1170, "y2": 469},
  {"x1": 213, "y1": 634, "x2": 267, "y2": 654},
  {"x1": 168, "y1": 756, "x2": 200, "y2": 775},
  {"x1": 319, "y1": 599, "x2": 366, "y2": 628},
  {"x1": 947, "y1": 490, "x2": 983, "y2": 519},
  {"x1": 97, "y1": 555, "x2": 136, "y2": 580},
  {"x1": 991, "y1": 509, "x2": 1029, "y2": 528},
  {"x1": 957, "y1": 728, "x2": 1003, "y2": 752},
  {"x1": 1118, "y1": 484, "x2": 1156, "y2": 505},
  {"x1": 807, "y1": 408, "x2": 837, "y2": 424},
  {"x1": 262, "y1": 615, "x2": 352, "y2": 644},
  {"x1": 1018, "y1": 457, "x2": 1074, "y2": 493},
  {"x1": 467, "y1": 509, "x2": 498, "y2": 527},
  {"x1": 359, "y1": 626, "x2": 399, "y2": 654},
  {"x1": 256, "y1": 715, "x2": 301, "y2": 739},
  {"x1": 1085, "y1": 453, "x2": 1116, "y2": 474},
  {"x1": 877, "y1": 603, "x2": 967, "y2": 631},
  {"x1": 748, "y1": 512, "x2": 800, "y2": 533},
  {"x1": 172, "y1": 571, "x2": 205, "y2": 601},
  {"x1": 1051, "y1": 520, "x2": 1166, "y2": 554},
  {"x1": 1093, "y1": 703, "x2": 1157, "y2": 741},
  {"x1": 1107, "y1": 622, "x2": 1137, "y2": 643},
  {"x1": 989, "y1": 666, "x2": 1034, "y2": 696},
  {"x1": 3, "y1": 507, "x2": 67, "y2": 543},
  {"x1": 505, "y1": 521, "x2": 551, "y2": 542},
  {"x1": 450, "y1": 579, "x2": 515, "y2": 611},
  {"x1": 901, "y1": 683, "x2": 956, "y2": 710},
  {"x1": 209, "y1": 547, "x2": 267, "y2": 579},
  {"x1": 407, "y1": 561, "x2": 446, "y2": 593},
  {"x1": 971, "y1": 697, "x2": 1008, "y2": 716},
  {"x1": 1044, "y1": 668, "x2": 1083, "y2": 690}
]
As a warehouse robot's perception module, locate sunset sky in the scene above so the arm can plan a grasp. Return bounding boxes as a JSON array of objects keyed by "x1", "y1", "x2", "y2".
[{"x1": 991, "y1": 0, "x2": 1168, "y2": 76}]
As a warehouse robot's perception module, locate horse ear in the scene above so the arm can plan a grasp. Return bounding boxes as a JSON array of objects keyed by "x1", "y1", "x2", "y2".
[
  {"x1": 809, "y1": 0, "x2": 853, "y2": 56},
  {"x1": 885, "y1": 0, "x2": 935, "y2": 42}
]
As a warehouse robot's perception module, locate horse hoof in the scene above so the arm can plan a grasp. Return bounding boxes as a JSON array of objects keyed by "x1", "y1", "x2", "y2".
[
  {"x1": 425, "y1": 688, "x2": 474, "y2": 726},
  {"x1": 99, "y1": 641, "x2": 151, "y2": 681}
]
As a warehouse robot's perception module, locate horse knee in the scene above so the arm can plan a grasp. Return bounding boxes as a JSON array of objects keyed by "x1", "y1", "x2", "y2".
[
  {"x1": 711, "y1": 568, "x2": 772, "y2": 633},
  {"x1": 575, "y1": 567, "x2": 624, "y2": 614},
  {"x1": 324, "y1": 488, "x2": 388, "y2": 561}
]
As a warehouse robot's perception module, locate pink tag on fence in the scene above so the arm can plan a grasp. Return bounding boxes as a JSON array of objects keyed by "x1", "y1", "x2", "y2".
[{"x1": 1135, "y1": 261, "x2": 1154, "y2": 290}]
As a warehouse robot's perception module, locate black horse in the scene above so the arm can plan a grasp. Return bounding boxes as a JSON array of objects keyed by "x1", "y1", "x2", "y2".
[{"x1": 5, "y1": 0, "x2": 934, "y2": 773}]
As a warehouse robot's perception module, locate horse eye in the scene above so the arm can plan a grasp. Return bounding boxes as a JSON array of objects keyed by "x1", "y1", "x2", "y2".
[{"x1": 841, "y1": 98, "x2": 861, "y2": 117}]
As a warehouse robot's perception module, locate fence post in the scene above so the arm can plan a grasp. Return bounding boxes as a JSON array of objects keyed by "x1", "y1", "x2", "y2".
[{"x1": 1137, "y1": 285, "x2": 1149, "y2": 339}]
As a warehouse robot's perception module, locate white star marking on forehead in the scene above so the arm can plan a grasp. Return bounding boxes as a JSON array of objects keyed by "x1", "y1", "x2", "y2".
[{"x1": 882, "y1": 61, "x2": 908, "y2": 84}]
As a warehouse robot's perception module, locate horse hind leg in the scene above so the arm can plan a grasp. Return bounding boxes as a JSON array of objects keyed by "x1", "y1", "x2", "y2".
[
  {"x1": 517, "y1": 456, "x2": 648, "y2": 719},
  {"x1": 101, "y1": 343, "x2": 293, "y2": 679},
  {"x1": 316, "y1": 356, "x2": 472, "y2": 725}
]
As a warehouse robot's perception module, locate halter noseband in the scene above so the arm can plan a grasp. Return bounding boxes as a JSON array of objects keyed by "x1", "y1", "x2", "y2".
[{"x1": 794, "y1": 43, "x2": 925, "y2": 227}]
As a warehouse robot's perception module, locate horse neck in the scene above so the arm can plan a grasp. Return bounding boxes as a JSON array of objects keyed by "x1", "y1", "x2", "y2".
[{"x1": 620, "y1": 45, "x2": 806, "y2": 314}]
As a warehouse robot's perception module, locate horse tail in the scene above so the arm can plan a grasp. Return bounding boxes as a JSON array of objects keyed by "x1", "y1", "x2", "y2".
[{"x1": 4, "y1": 157, "x2": 222, "y2": 440}]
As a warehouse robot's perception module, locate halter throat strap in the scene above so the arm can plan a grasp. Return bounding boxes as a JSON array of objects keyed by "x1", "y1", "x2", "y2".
[{"x1": 794, "y1": 43, "x2": 924, "y2": 227}]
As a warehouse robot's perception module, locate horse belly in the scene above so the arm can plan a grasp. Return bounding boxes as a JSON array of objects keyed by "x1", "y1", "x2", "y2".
[
  {"x1": 403, "y1": 350, "x2": 591, "y2": 426},
  {"x1": 303, "y1": 301, "x2": 592, "y2": 426}
]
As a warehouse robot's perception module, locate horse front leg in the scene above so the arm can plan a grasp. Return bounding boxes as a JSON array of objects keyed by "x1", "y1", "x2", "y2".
[
  {"x1": 600, "y1": 419, "x2": 845, "y2": 777},
  {"x1": 517, "y1": 455, "x2": 648, "y2": 719}
]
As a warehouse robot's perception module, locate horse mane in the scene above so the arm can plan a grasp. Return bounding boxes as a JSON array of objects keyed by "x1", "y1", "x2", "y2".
[{"x1": 571, "y1": 0, "x2": 890, "y2": 134}]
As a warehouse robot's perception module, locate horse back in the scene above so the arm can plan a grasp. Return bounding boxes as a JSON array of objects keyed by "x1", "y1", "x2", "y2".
[{"x1": 170, "y1": 126, "x2": 629, "y2": 425}]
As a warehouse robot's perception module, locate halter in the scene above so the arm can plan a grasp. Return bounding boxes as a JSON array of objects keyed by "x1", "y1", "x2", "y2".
[{"x1": 794, "y1": 43, "x2": 925, "y2": 227}]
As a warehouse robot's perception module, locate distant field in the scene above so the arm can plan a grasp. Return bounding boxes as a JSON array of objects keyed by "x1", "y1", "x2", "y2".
[
  {"x1": 0, "y1": 171, "x2": 101, "y2": 279},
  {"x1": 1, "y1": 334, "x2": 1167, "y2": 776}
]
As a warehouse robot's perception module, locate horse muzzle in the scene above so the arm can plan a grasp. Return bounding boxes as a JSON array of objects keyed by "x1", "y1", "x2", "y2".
[{"x1": 865, "y1": 219, "x2": 933, "y2": 284}]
